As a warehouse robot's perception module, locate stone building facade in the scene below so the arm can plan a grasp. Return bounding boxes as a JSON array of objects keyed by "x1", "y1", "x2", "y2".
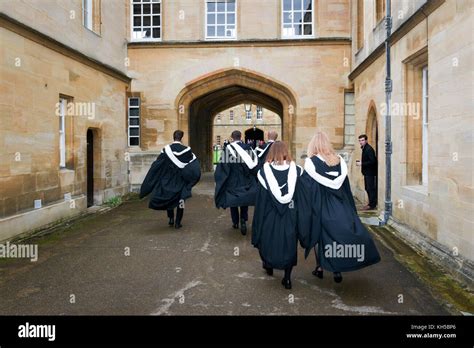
[{"x1": 126, "y1": 0, "x2": 352, "y2": 177}]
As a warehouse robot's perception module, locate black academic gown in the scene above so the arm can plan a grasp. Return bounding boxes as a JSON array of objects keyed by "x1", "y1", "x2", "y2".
[
  {"x1": 255, "y1": 141, "x2": 274, "y2": 172},
  {"x1": 297, "y1": 155, "x2": 381, "y2": 273},
  {"x1": 139, "y1": 142, "x2": 201, "y2": 210},
  {"x1": 251, "y1": 162, "x2": 303, "y2": 270},
  {"x1": 214, "y1": 141, "x2": 258, "y2": 208}
]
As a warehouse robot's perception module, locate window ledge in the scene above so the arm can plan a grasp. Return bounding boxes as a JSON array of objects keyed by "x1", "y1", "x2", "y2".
[
  {"x1": 204, "y1": 37, "x2": 237, "y2": 41},
  {"x1": 59, "y1": 168, "x2": 75, "y2": 174},
  {"x1": 281, "y1": 35, "x2": 316, "y2": 40},
  {"x1": 401, "y1": 184, "x2": 429, "y2": 198},
  {"x1": 355, "y1": 46, "x2": 364, "y2": 56},
  {"x1": 129, "y1": 38, "x2": 162, "y2": 43},
  {"x1": 84, "y1": 26, "x2": 102, "y2": 38},
  {"x1": 373, "y1": 17, "x2": 386, "y2": 31}
]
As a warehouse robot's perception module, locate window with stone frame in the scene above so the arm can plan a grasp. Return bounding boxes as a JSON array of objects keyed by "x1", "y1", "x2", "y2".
[
  {"x1": 82, "y1": 0, "x2": 101, "y2": 35},
  {"x1": 128, "y1": 97, "x2": 141, "y2": 147},
  {"x1": 256, "y1": 106, "x2": 263, "y2": 120},
  {"x1": 229, "y1": 110, "x2": 234, "y2": 122},
  {"x1": 58, "y1": 95, "x2": 74, "y2": 169},
  {"x1": 282, "y1": 0, "x2": 314, "y2": 38},
  {"x1": 404, "y1": 48, "x2": 428, "y2": 186},
  {"x1": 344, "y1": 91, "x2": 355, "y2": 146},
  {"x1": 206, "y1": 0, "x2": 237, "y2": 40},
  {"x1": 246, "y1": 109, "x2": 252, "y2": 122},
  {"x1": 131, "y1": 0, "x2": 161, "y2": 41}
]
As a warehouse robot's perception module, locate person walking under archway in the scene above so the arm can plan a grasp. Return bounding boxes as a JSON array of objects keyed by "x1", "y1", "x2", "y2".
[
  {"x1": 214, "y1": 130, "x2": 258, "y2": 235},
  {"x1": 139, "y1": 130, "x2": 201, "y2": 229}
]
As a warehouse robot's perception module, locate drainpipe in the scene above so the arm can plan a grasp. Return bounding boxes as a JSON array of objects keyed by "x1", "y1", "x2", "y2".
[{"x1": 381, "y1": 0, "x2": 393, "y2": 225}]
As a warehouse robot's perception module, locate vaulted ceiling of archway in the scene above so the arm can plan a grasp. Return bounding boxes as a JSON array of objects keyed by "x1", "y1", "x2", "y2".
[{"x1": 190, "y1": 85, "x2": 283, "y2": 119}]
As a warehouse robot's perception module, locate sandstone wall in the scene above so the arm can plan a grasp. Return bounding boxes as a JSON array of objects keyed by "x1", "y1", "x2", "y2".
[
  {"x1": 0, "y1": 27, "x2": 129, "y2": 235},
  {"x1": 350, "y1": 0, "x2": 474, "y2": 261}
]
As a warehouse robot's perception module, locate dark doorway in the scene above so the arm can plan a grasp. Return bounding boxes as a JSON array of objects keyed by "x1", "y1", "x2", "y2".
[
  {"x1": 245, "y1": 127, "x2": 264, "y2": 148},
  {"x1": 87, "y1": 129, "x2": 94, "y2": 207}
]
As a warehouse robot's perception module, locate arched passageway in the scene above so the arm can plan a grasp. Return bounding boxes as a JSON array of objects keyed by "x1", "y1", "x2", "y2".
[{"x1": 175, "y1": 68, "x2": 297, "y2": 171}]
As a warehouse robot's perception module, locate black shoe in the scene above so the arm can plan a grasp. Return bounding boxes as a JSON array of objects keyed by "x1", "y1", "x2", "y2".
[
  {"x1": 232, "y1": 223, "x2": 239, "y2": 229},
  {"x1": 175, "y1": 223, "x2": 182, "y2": 229},
  {"x1": 264, "y1": 267, "x2": 273, "y2": 276},
  {"x1": 168, "y1": 218, "x2": 174, "y2": 226},
  {"x1": 281, "y1": 278, "x2": 292, "y2": 290},
  {"x1": 240, "y1": 219, "x2": 247, "y2": 235},
  {"x1": 333, "y1": 272, "x2": 343, "y2": 283},
  {"x1": 312, "y1": 266, "x2": 323, "y2": 279}
]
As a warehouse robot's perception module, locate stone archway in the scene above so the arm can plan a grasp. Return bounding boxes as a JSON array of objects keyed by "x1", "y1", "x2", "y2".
[{"x1": 175, "y1": 68, "x2": 297, "y2": 171}]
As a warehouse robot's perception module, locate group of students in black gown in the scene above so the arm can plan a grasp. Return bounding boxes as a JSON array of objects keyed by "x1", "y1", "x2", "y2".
[{"x1": 140, "y1": 129, "x2": 380, "y2": 290}]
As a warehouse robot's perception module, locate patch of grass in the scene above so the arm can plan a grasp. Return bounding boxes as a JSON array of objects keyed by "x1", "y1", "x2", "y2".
[{"x1": 104, "y1": 196, "x2": 122, "y2": 208}]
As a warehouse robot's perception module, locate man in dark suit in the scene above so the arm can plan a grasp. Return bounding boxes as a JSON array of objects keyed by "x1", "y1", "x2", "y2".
[
  {"x1": 357, "y1": 134, "x2": 378, "y2": 210},
  {"x1": 214, "y1": 130, "x2": 258, "y2": 235}
]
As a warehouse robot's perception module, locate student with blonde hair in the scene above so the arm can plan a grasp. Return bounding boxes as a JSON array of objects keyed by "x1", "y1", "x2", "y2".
[
  {"x1": 298, "y1": 130, "x2": 381, "y2": 283},
  {"x1": 252, "y1": 141, "x2": 303, "y2": 290}
]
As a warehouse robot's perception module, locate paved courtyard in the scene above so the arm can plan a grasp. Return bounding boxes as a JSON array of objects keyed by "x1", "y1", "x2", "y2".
[{"x1": 0, "y1": 175, "x2": 451, "y2": 315}]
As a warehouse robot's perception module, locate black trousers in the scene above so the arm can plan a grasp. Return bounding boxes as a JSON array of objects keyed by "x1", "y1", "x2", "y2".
[
  {"x1": 167, "y1": 207, "x2": 184, "y2": 222},
  {"x1": 364, "y1": 175, "x2": 377, "y2": 208},
  {"x1": 262, "y1": 260, "x2": 293, "y2": 280},
  {"x1": 230, "y1": 206, "x2": 248, "y2": 225}
]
